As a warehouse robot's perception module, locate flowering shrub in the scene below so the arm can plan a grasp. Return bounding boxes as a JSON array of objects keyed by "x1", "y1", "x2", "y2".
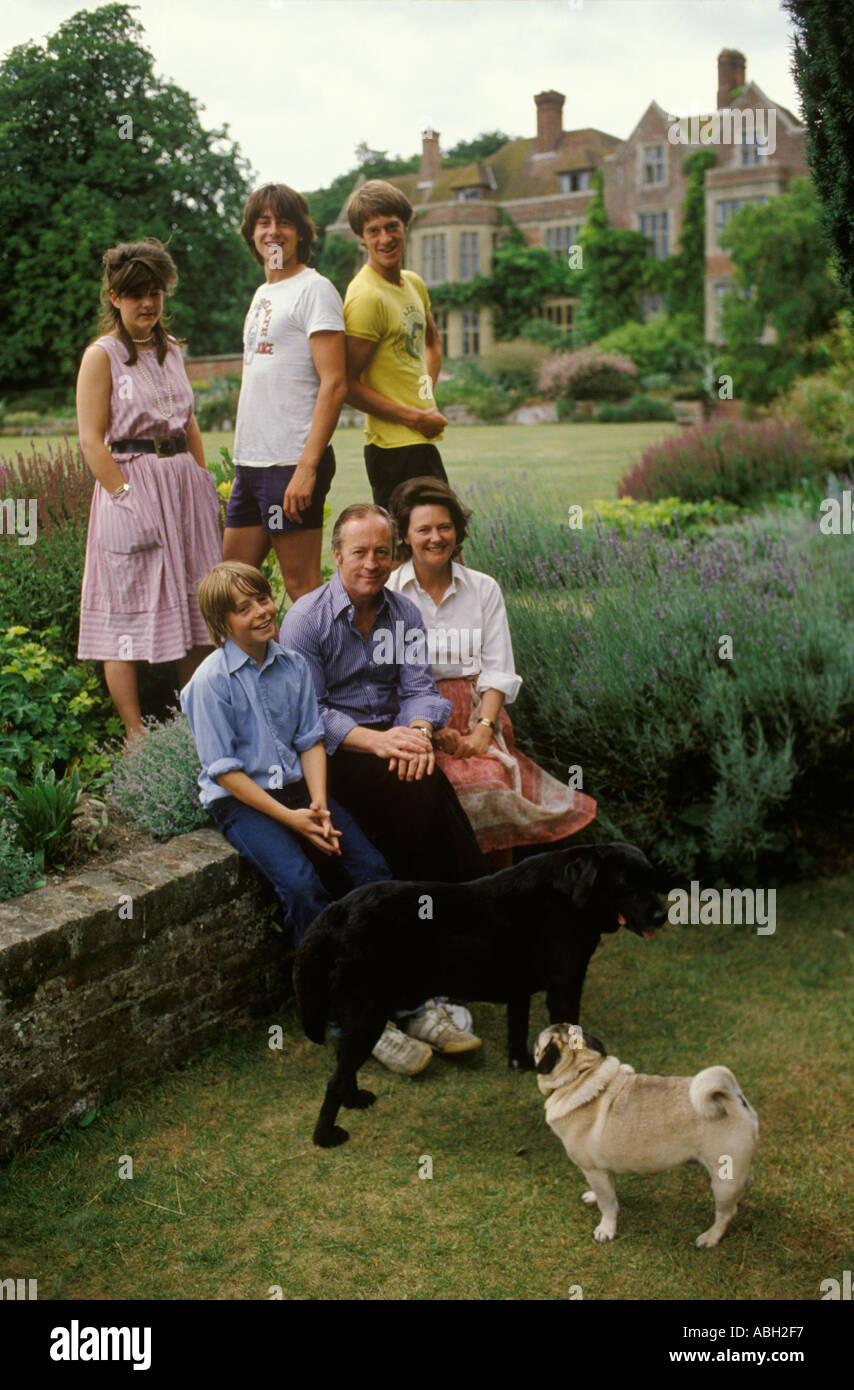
[
  {"x1": 538, "y1": 348, "x2": 638, "y2": 402},
  {"x1": 618, "y1": 419, "x2": 832, "y2": 506},
  {"x1": 465, "y1": 488, "x2": 854, "y2": 880},
  {"x1": 109, "y1": 708, "x2": 208, "y2": 839}
]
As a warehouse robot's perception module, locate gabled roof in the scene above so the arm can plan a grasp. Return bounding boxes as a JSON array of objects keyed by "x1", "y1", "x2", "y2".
[
  {"x1": 330, "y1": 126, "x2": 622, "y2": 229},
  {"x1": 662, "y1": 83, "x2": 802, "y2": 132}
]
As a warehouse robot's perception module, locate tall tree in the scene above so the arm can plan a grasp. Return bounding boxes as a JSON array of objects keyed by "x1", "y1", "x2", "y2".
[
  {"x1": 784, "y1": 0, "x2": 854, "y2": 309},
  {"x1": 718, "y1": 177, "x2": 844, "y2": 402},
  {"x1": 575, "y1": 171, "x2": 649, "y2": 341},
  {"x1": 0, "y1": 3, "x2": 258, "y2": 388}
]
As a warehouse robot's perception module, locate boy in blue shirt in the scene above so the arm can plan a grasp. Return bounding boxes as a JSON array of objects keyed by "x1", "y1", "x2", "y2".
[{"x1": 181, "y1": 560, "x2": 392, "y2": 947}]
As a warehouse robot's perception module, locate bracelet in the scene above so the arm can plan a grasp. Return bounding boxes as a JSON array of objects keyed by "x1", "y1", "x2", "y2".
[
  {"x1": 477, "y1": 717, "x2": 496, "y2": 731},
  {"x1": 110, "y1": 481, "x2": 131, "y2": 497}
]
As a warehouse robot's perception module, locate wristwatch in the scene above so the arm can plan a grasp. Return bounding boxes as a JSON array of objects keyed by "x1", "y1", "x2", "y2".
[
  {"x1": 412, "y1": 725, "x2": 434, "y2": 744},
  {"x1": 477, "y1": 717, "x2": 496, "y2": 731},
  {"x1": 110, "y1": 481, "x2": 131, "y2": 497}
]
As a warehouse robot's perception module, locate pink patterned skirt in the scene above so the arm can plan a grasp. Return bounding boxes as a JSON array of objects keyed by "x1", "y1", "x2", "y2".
[
  {"x1": 78, "y1": 452, "x2": 222, "y2": 663},
  {"x1": 436, "y1": 677, "x2": 597, "y2": 854}
]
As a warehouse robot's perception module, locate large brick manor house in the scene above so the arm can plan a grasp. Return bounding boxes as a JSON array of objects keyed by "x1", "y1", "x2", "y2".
[{"x1": 329, "y1": 49, "x2": 809, "y2": 357}]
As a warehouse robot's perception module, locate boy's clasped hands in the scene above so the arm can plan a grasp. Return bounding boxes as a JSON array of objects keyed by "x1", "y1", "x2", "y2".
[{"x1": 289, "y1": 802, "x2": 342, "y2": 856}]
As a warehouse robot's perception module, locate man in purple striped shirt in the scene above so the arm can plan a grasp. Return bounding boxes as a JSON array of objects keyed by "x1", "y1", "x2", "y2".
[
  {"x1": 281, "y1": 503, "x2": 490, "y2": 1070},
  {"x1": 281, "y1": 503, "x2": 490, "y2": 880}
]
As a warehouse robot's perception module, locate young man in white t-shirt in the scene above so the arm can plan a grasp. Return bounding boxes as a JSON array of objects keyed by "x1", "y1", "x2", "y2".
[{"x1": 224, "y1": 184, "x2": 346, "y2": 599}]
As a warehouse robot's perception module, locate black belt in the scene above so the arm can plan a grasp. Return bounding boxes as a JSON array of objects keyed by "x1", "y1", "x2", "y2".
[{"x1": 112, "y1": 432, "x2": 188, "y2": 457}]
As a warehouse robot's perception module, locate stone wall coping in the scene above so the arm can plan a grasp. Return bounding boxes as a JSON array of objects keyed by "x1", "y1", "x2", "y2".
[{"x1": 0, "y1": 829, "x2": 241, "y2": 992}]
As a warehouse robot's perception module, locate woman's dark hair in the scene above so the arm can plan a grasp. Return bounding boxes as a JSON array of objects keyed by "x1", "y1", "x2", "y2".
[
  {"x1": 388, "y1": 476, "x2": 471, "y2": 560},
  {"x1": 96, "y1": 238, "x2": 182, "y2": 366},
  {"x1": 240, "y1": 184, "x2": 316, "y2": 267}
]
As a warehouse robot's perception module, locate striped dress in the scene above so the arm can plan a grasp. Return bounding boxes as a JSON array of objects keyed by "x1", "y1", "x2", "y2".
[{"x1": 77, "y1": 336, "x2": 222, "y2": 663}]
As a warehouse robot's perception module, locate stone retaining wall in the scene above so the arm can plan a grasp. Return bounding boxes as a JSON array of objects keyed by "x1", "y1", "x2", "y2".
[{"x1": 0, "y1": 830, "x2": 289, "y2": 1160}]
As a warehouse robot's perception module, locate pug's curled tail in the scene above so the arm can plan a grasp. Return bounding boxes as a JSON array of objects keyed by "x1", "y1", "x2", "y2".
[
  {"x1": 690, "y1": 1066, "x2": 758, "y2": 1126},
  {"x1": 292, "y1": 931, "x2": 332, "y2": 1044}
]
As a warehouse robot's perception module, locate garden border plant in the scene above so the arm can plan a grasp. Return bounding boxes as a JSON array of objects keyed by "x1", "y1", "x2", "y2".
[{"x1": 465, "y1": 482, "x2": 854, "y2": 883}]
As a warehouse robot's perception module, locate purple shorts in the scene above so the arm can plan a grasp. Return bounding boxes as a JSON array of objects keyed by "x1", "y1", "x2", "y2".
[{"x1": 225, "y1": 446, "x2": 335, "y2": 534}]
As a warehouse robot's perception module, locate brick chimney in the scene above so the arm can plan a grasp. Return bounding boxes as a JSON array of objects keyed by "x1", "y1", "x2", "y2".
[
  {"x1": 534, "y1": 90, "x2": 565, "y2": 154},
  {"x1": 420, "y1": 128, "x2": 441, "y2": 183},
  {"x1": 717, "y1": 49, "x2": 746, "y2": 109}
]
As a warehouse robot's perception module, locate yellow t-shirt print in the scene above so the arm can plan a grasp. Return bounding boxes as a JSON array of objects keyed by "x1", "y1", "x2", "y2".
[{"x1": 395, "y1": 305, "x2": 425, "y2": 365}]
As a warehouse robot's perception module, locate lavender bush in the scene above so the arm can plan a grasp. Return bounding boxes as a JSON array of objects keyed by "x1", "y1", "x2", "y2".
[
  {"x1": 110, "y1": 709, "x2": 208, "y2": 839},
  {"x1": 466, "y1": 491, "x2": 854, "y2": 880}
]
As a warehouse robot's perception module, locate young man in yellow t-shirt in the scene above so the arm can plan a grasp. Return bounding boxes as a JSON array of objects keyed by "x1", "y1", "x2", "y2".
[{"x1": 343, "y1": 180, "x2": 450, "y2": 510}]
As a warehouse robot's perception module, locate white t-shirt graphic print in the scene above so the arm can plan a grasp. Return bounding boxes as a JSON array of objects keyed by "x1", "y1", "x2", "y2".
[{"x1": 233, "y1": 267, "x2": 344, "y2": 467}]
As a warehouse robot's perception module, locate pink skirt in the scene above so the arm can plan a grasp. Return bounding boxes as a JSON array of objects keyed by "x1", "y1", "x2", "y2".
[
  {"x1": 78, "y1": 452, "x2": 223, "y2": 663},
  {"x1": 436, "y1": 677, "x2": 597, "y2": 854}
]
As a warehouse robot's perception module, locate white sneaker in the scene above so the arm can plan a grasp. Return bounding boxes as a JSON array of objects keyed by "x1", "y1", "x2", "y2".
[
  {"x1": 371, "y1": 1022, "x2": 432, "y2": 1075},
  {"x1": 445, "y1": 1001, "x2": 474, "y2": 1034},
  {"x1": 405, "y1": 1003, "x2": 482, "y2": 1054},
  {"x1": 422, "y1": 997, "x2": 474, "y2": 1034}
]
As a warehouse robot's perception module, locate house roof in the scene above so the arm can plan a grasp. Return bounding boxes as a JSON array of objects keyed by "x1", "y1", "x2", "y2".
[{"x1": 330, "y1": 126, "x2": 622, "y2": 230}]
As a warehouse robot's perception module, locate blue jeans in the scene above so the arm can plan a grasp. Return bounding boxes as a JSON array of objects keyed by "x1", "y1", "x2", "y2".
[{"x1": 208, "y1": 781, "x2": 391, "y2": 945}]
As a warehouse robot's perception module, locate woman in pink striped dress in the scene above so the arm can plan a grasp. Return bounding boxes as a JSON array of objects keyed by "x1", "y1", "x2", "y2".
[{"x1": 77, "y1": 239, "x2": 223, "y2": 737}]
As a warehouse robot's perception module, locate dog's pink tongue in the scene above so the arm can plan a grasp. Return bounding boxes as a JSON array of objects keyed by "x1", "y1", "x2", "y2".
[
  {"x1": 642, "y1": 929, "x2": 655, "y2": 939},
  {"x1": 618, "y1": 913, "x2": 627, "y2": 926}
]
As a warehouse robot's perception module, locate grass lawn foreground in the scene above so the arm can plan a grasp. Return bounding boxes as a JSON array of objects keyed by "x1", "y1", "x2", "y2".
[{"x1": 1, "y1": 868, "x2": 851, "y2": 1301}]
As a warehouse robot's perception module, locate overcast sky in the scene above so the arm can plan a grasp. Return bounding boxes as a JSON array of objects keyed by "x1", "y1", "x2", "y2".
[{"x1": 2, "y1": 0, "x2": 803, "y2": 191}]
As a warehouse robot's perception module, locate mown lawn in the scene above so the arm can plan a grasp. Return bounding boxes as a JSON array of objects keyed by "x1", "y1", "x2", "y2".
[
  {"x1": 1, "y1": 869, "x2": 851, "y2": 1301},
  {"x1": 207, "y1": 420, "x2": 683, "y2": 528},
  {"x1": 4, "y1": 420, "x2": 681, "y2": 555}
]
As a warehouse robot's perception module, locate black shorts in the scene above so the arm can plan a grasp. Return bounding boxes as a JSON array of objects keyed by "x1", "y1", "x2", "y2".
[
  {"x1": 364, "y1": 442, "x2": 448, "y2": 511},
  {"x1": 224, "y1": 445, "x2": 335, "y2": 533}
]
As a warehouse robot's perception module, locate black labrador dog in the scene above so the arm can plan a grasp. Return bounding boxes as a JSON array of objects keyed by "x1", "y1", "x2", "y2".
[{"x1": 293, "y1": 842, "x2": 666, "y2": 1148}]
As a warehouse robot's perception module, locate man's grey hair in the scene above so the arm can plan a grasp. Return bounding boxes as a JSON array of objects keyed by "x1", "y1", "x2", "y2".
[{"x1": 331, "y1": 503, "x2": 394, "y2": 553}]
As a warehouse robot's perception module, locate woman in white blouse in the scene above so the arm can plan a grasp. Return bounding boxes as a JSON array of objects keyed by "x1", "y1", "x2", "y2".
[{"x1": 386, "y1": 477, "x2": 596, "y2": 867}]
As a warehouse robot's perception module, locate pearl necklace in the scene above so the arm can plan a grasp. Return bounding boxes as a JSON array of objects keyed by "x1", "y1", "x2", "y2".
[
  {"x1": 135, "y1": 353, "x2": 174, "y2": 419},
  {"x1": 131, "y1": 333, "x2": 153, "y2": 343}
]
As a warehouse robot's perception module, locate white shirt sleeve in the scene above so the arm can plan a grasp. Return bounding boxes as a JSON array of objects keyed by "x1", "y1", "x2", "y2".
[
  {"x1": 301, "y1": 275, "x2": 345, "y2": 336},
  {"x1": 473, "y1": 572, "x2": 522, "y2": 703}
]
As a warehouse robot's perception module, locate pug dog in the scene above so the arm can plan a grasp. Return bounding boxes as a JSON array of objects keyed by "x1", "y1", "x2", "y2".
[{"x1": 534, "y1": 1023, "x2": 758, "y2": 1247}]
